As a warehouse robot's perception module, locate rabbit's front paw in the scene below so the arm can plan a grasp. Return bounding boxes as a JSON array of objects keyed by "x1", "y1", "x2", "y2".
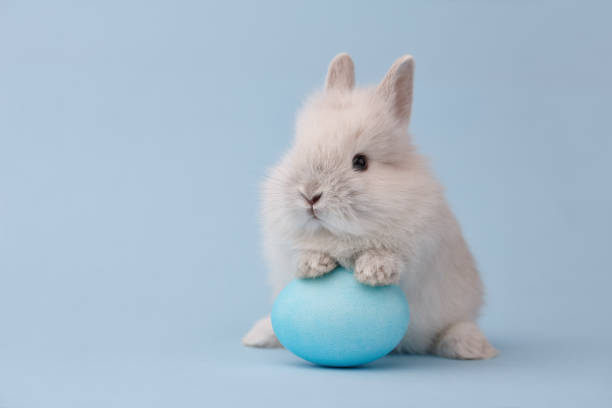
[
  {"x1": 355, "y1": 250, "x2": 401, "y2": 286},
  {"x1": 296, "y1": 251, "x2": 337, "y2": 278}
]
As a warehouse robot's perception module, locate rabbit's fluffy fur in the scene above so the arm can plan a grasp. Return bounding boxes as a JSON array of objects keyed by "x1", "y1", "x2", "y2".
[{"x1": 243, "y1": 54, "x2": 497, "y2": 359}]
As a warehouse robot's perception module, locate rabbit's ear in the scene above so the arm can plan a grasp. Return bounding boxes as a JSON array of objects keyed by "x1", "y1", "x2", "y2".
[
  {"x1": 325, "y1": 53, "x2": 355, "y2": 92},
  {"x1": 377, "y1": 55, "x2": 415, "y2": 123}
]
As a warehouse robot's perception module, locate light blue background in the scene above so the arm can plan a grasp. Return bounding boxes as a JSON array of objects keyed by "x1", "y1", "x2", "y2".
[{"x1": 1, "y1": 1, "x2": 610, "y2": 407}]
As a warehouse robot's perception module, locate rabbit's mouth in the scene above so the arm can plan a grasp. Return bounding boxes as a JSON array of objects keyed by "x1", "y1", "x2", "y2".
[{"x1": 307, "y1": 207, "x2": 319, "y2": 220}]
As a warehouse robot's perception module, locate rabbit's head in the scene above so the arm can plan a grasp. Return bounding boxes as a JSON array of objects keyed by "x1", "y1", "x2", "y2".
[{"x1": 264, "y1": 53, "x2": 436, "y2": 239}]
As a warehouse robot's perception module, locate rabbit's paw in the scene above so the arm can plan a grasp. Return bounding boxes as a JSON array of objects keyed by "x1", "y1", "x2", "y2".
[
  {"x1": 296, "y1": 250, "x2": 337, "y2": 278},
  {"x1": 355, "y1": 250, "x2": 401, "y2": 286},
  {"x1": 242, "y1": 316, "x2": 282, "y2": 348},
  {"x1": 432, "y1": 321, "x2": 498, "y2": 360}
]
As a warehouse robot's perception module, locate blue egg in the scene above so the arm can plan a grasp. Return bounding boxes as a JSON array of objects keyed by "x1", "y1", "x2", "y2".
[{"x1": 271, "y1": 267, "x2": 410, "y2": 367}]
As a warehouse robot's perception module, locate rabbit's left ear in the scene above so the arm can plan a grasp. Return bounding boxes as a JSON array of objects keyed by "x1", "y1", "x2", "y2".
[
  {"x1": 377, "y1": 55, "x2": 415, "y2": 123},
  {"x1": 325, "y1": 53, "x2": 355, "y2": 92}
]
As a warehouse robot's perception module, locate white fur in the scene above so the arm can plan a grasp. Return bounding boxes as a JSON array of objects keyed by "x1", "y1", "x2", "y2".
[
  {"x1": 243, "y1": 54, "x2": 497, "y2": 359},
  {"x1": 241, "y1": 316, "x2": 280, "y2": 348}
]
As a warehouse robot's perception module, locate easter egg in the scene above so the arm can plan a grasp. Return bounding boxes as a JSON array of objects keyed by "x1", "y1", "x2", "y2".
[{"x1": 271, "y1": 266, "x2": 410, "y2": 367}]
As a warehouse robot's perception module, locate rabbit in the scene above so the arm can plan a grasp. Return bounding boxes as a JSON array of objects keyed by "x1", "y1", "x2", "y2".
[{"x1": 242, "y1": 53, "x2": 497, "y2": 359}]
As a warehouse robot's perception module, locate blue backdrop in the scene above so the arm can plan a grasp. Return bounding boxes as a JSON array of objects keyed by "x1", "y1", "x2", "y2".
[{"x1": 1, "y1": 1, "x2": 610, "y2": 407}]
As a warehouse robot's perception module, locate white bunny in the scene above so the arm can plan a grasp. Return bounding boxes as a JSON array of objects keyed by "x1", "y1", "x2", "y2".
[{"x1": 243, "y1": 53, "x2": 497, "y2": 359}]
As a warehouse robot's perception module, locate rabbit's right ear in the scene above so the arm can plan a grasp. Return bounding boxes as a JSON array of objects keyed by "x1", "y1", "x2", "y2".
[
  {"x1": 377, "y1": 55, "x2": 415, "y2": 123},
  {"x1": 325, "y1": 53, "x2": 355, "y2": 92}
]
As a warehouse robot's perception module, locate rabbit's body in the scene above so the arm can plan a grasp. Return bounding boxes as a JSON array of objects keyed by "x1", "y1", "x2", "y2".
[{"x1": 243, "y1": 54, "x2": 497, "y2": 359}]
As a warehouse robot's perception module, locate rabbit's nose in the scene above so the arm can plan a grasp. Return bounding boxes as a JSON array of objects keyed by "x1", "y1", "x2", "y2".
[
  {"x1": 310, "y1": 192, "x2": 322, "y2": 204},
  {"x1": 300, "y1": 192, "x2": 322, "y2": 205}
]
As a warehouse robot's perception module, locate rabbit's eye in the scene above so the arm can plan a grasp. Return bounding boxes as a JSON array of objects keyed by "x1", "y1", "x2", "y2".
[{"x1": 352, "y1": 154, "x2": 368, "y2": 172}]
